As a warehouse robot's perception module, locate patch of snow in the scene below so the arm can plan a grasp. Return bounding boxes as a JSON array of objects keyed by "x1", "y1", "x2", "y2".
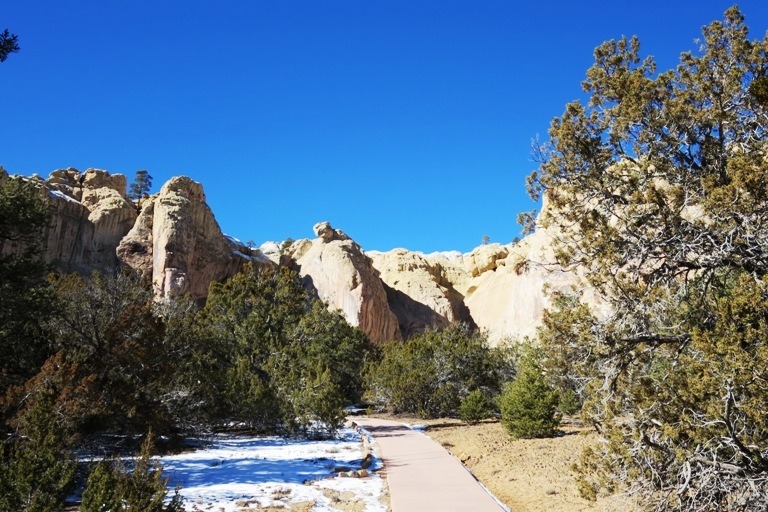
[
  {"x1": 223, "y1": 234, "x2": 243, "y2": 245},
  {"x1": 259, "y1": 241, "x2": 281, "y2": 254},
  {"x1": 159, "y1": 427, "x2": 386, "y2": 511},
  {"x1": 49, "y1": 189, "x2": 80, "y2": 204}
]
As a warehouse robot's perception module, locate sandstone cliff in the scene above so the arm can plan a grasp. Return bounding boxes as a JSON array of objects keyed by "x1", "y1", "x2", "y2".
[
  {"x1": 367, "y1": 248, "x2": 474, "y2": 338},
  {"x1": 117, "y1": 176, "x2": 268, "y2": 300},
  {"x1": 285, "y1": 222, "x2": 402, "y2": 343},
  {"x1": 5, "y1": 166, "x2": 581, "y2": 344},
  {"x1": 1, "y1": 167, "x2": 137, "y2": 273},
  {"x1": 367, "y1": 206, "x2": 581, "y2": 343}
]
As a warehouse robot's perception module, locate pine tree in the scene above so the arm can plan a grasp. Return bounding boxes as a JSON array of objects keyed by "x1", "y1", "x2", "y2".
[
  {"x1": 127, "y1": 169, "x2": 152, "y2": 202},
  {"x1": 527, "y1": 6, "x2": 768, "y2": 508},
  {"x1": 0, "y1": 29, "x2": 20, "y2": 62},
  {"x1": 81, "y1": 430, "x2": 182, "y2": 512},
  {"x1": 498, "y1": 351, "x2": 560, "y2": 439},
  {"x1": 458, "y1": 389, "x2": 493, "y2": 425}
]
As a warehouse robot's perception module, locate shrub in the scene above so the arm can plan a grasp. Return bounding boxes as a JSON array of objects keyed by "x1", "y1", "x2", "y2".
[
  {"x1": 366, "y1": 324, "x2": 511, "y2": 418},
  {"x1": 0, "y1": 390, "x2": 76, "y2": 512},
  {"x1": 81, "y1": 431, "x2": 182, "y2": 512},
  {"x1": 499, "y1": 351, "x2": 560, "y2": 439},
  {"x1": 458, "y1": 389, "x2": 493, "y2": 425}
]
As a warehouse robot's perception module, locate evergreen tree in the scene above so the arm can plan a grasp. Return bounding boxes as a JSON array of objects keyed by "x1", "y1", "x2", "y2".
[
  {"x1": 200, "y1": 263, "x2": 373, "y2": 435},
  {"x1": 0, "y1": 173, "x2": 54, "y2": 432},
  {"x1": 81, "y1": 431, "x2": 182, "y2": 512},
  {"x1": 367, "y1": 324, "x2": 512, "y2": 418},
  {"x1": 498, "y1": 350, "x2": 560, "y2": 439},
  {"x1": 0, "y1": 390, "x2": 76, "y2": 512},
  {"x1": 527, "y1": 7, "x2": 768, "y2": 508},
  {"x1": 127, "y1": 169, "x2": 152, "y2": 202},
  {"x1": 458, "y1": 389, "x2": 494, "y2": 425},
  {"x1": 29, "y1": 271, "x2": 177, "y2": 441},
  {"x1": 0, "y1": 29, "x2": 19, "y2": 62},
  {"x1": 80, "y1": 460, "x2": 122, "y2": 512}
]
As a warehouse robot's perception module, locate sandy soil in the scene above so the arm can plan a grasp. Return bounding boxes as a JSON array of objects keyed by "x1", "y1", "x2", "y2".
[{"x1": 392, "y1": 417, "x2": 635, "y2": 512}]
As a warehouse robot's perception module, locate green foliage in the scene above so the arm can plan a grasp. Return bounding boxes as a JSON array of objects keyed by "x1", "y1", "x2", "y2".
[
  {"x1": 127, "y1": 169, "x2": 152, "y2": 202},
  {"x1": 81, "y1": 431, "x2": 182, "y2": 512},
  {"x1": 200, "y1": 263, "x2": 371, "y2": 435},
  {"x1": 499, "y1": 349, "x2": 560, "y2": 439},
  {"x1": 527, "y1": 6, "x2": 768, "y2": 509},
  {"x1": 0, "y1": 175, "x2": 54, "y2": 431},
  {"x1": 0, "y1": 390, "x2": 76, "y2": 512},
  {"x1": 80, "y1": 460, "x2": 122, "y2": 512},
  {"x1": 23, "y1": 271, "x2": 181, "y2": 441},
  {"x1": 458, "y1": 389, "x2": 493, "y2": 425},
  {"x1": 0, "y1": 29, "x2": 19, "y2": 62},
  {"x1": 366, "y1": 324, "x2": 512, "y2": 418}
]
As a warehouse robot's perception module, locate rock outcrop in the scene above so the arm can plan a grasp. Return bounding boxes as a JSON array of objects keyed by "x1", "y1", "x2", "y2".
[
  {"x1": 368, "y1": 209, "x2": 582, "y2": 343},
  {"x1": 287, "y1": 223, "x2": 401, "y2": 343},
  {"x1": 368, "y1": 249, "x2": 474, "y2": 338},
  {"x1": 117, "y1": 176, "x2": 268, "y2": 300},
  {"x1": 1, "y1": 168, "x2": 137, "y2": 273},
  {"x1": 4, "y1": 166, "x2": 586, "y2": 344}
]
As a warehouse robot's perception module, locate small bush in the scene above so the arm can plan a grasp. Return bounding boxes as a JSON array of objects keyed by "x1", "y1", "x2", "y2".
[
  {"x1": 499, "y1": 351, "x2": 560, "y2": 439},
  {"x1": 458, "y1": 390, "x2": 493, "y2": 425},
  {"x1": 81, "y1": 431, "x2": 182, "y2": 512},
  {"x1": 0, "y1": 391, "x2": 76, "y2": 512}
]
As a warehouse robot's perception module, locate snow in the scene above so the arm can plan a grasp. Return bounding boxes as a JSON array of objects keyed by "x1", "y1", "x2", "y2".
[
  {"x1": 159, "y1": 427, "x2": 386, "y2": 511},
  {"x1": 223, "y1": 234, "x2": 244, "y2": 245},
  {"x1": 49, "y1": 189, "x2": 80, "y2": 204}
]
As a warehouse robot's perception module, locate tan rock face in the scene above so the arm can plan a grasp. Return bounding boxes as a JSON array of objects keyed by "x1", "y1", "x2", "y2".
[
  {"x1": 118, "y1": 176, "x2": 260, "y2": 300},
  {"x1": 459, "y1": 230, "x2": 576, "y2": 343},
  {"x1": 288, "y1": 224, "x2": 401, "y2": 343},
  {"x1": 0, "y1": 168, "x2": 137, "y2": 273},
  {"x1": 369, "y1": 249, "x2": 474, "y2": 338},
  {"x1": 370, "y1": 212, "x2": 581, "y2": 344}
]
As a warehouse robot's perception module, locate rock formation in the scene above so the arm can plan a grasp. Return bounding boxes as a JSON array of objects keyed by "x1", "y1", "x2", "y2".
[
  {"x1": 286, "y1": 222, "x2": 402, "y2": 343},
  {"x1": 368, "y1": 249, "x2": 474, "y2": 338},
  {"x1": 368, "y1": 207, "x2": 582, "y2": 343},
  {"x1": 117, "y1": 176, "x2": 268, "y2": 300},
  {"x1": 1, "y1": 167, "x2": 137, "y2": 273},
  {"x1": 4, "y1": 166, "x2": 583, "y2": 344}
]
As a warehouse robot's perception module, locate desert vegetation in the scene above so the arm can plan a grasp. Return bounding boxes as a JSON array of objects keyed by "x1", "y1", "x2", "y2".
[
  {"x1": 0, "y1": 176, "x2": 375, "y2": 509},
  {"x1": 526, "y1": 6, "x2": 768, "y2": 511}
]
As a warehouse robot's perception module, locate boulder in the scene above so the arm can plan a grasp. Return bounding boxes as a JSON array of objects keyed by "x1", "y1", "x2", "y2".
[{"x1": 288, "y1": 223, "x2": 401, "y2": 343}]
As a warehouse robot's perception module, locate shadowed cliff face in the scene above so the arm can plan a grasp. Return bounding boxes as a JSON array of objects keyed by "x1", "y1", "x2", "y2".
[
  {"x1": 0, "y1": 168, "x2": 137, "y2": 273},
  {"x1": 8, "y1": 168, "x2": 581, "y2": 344}
]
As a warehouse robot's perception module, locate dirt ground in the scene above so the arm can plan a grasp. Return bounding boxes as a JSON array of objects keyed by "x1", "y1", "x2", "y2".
[{"x1": 391, "y1": 417, "x2": 635, "y2": 512}]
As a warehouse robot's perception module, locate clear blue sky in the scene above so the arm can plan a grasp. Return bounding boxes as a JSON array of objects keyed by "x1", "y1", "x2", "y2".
[{"x1": 2, "y1": 1, "x2": 767, "y2": 252}]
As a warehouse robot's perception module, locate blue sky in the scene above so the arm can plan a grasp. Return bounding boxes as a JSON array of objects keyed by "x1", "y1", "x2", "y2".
[{"x1": 2, "y1": 1, "x2": 768, "y2": 252}]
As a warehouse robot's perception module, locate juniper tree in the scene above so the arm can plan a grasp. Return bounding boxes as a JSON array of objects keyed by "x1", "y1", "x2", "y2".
[{"x1": 527, "y1": 7, "x2": 768, "y2": 510}]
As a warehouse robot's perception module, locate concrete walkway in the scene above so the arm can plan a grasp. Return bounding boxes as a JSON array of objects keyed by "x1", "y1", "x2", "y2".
[{"x1": 353, "y1": 417, "x2": 507, "y2": 512}]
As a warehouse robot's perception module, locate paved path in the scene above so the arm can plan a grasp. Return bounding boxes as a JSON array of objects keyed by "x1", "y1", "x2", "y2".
[{"x1": 353, "y1": 417, "x2": 507, "y2": 512}]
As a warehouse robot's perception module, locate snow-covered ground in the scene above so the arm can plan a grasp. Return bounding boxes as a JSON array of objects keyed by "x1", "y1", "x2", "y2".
[{"x1": 159, "y1": 426, "x2": 387, "y2": 511}]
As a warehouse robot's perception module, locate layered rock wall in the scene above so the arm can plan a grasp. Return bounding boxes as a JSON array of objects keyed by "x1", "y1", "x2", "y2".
[
  {"x1": 1, "y1": 168, "x2": 137, "y2": 273},
  {"x1": 5, "y1": 167, "x2": 580, "y2": 344}
]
